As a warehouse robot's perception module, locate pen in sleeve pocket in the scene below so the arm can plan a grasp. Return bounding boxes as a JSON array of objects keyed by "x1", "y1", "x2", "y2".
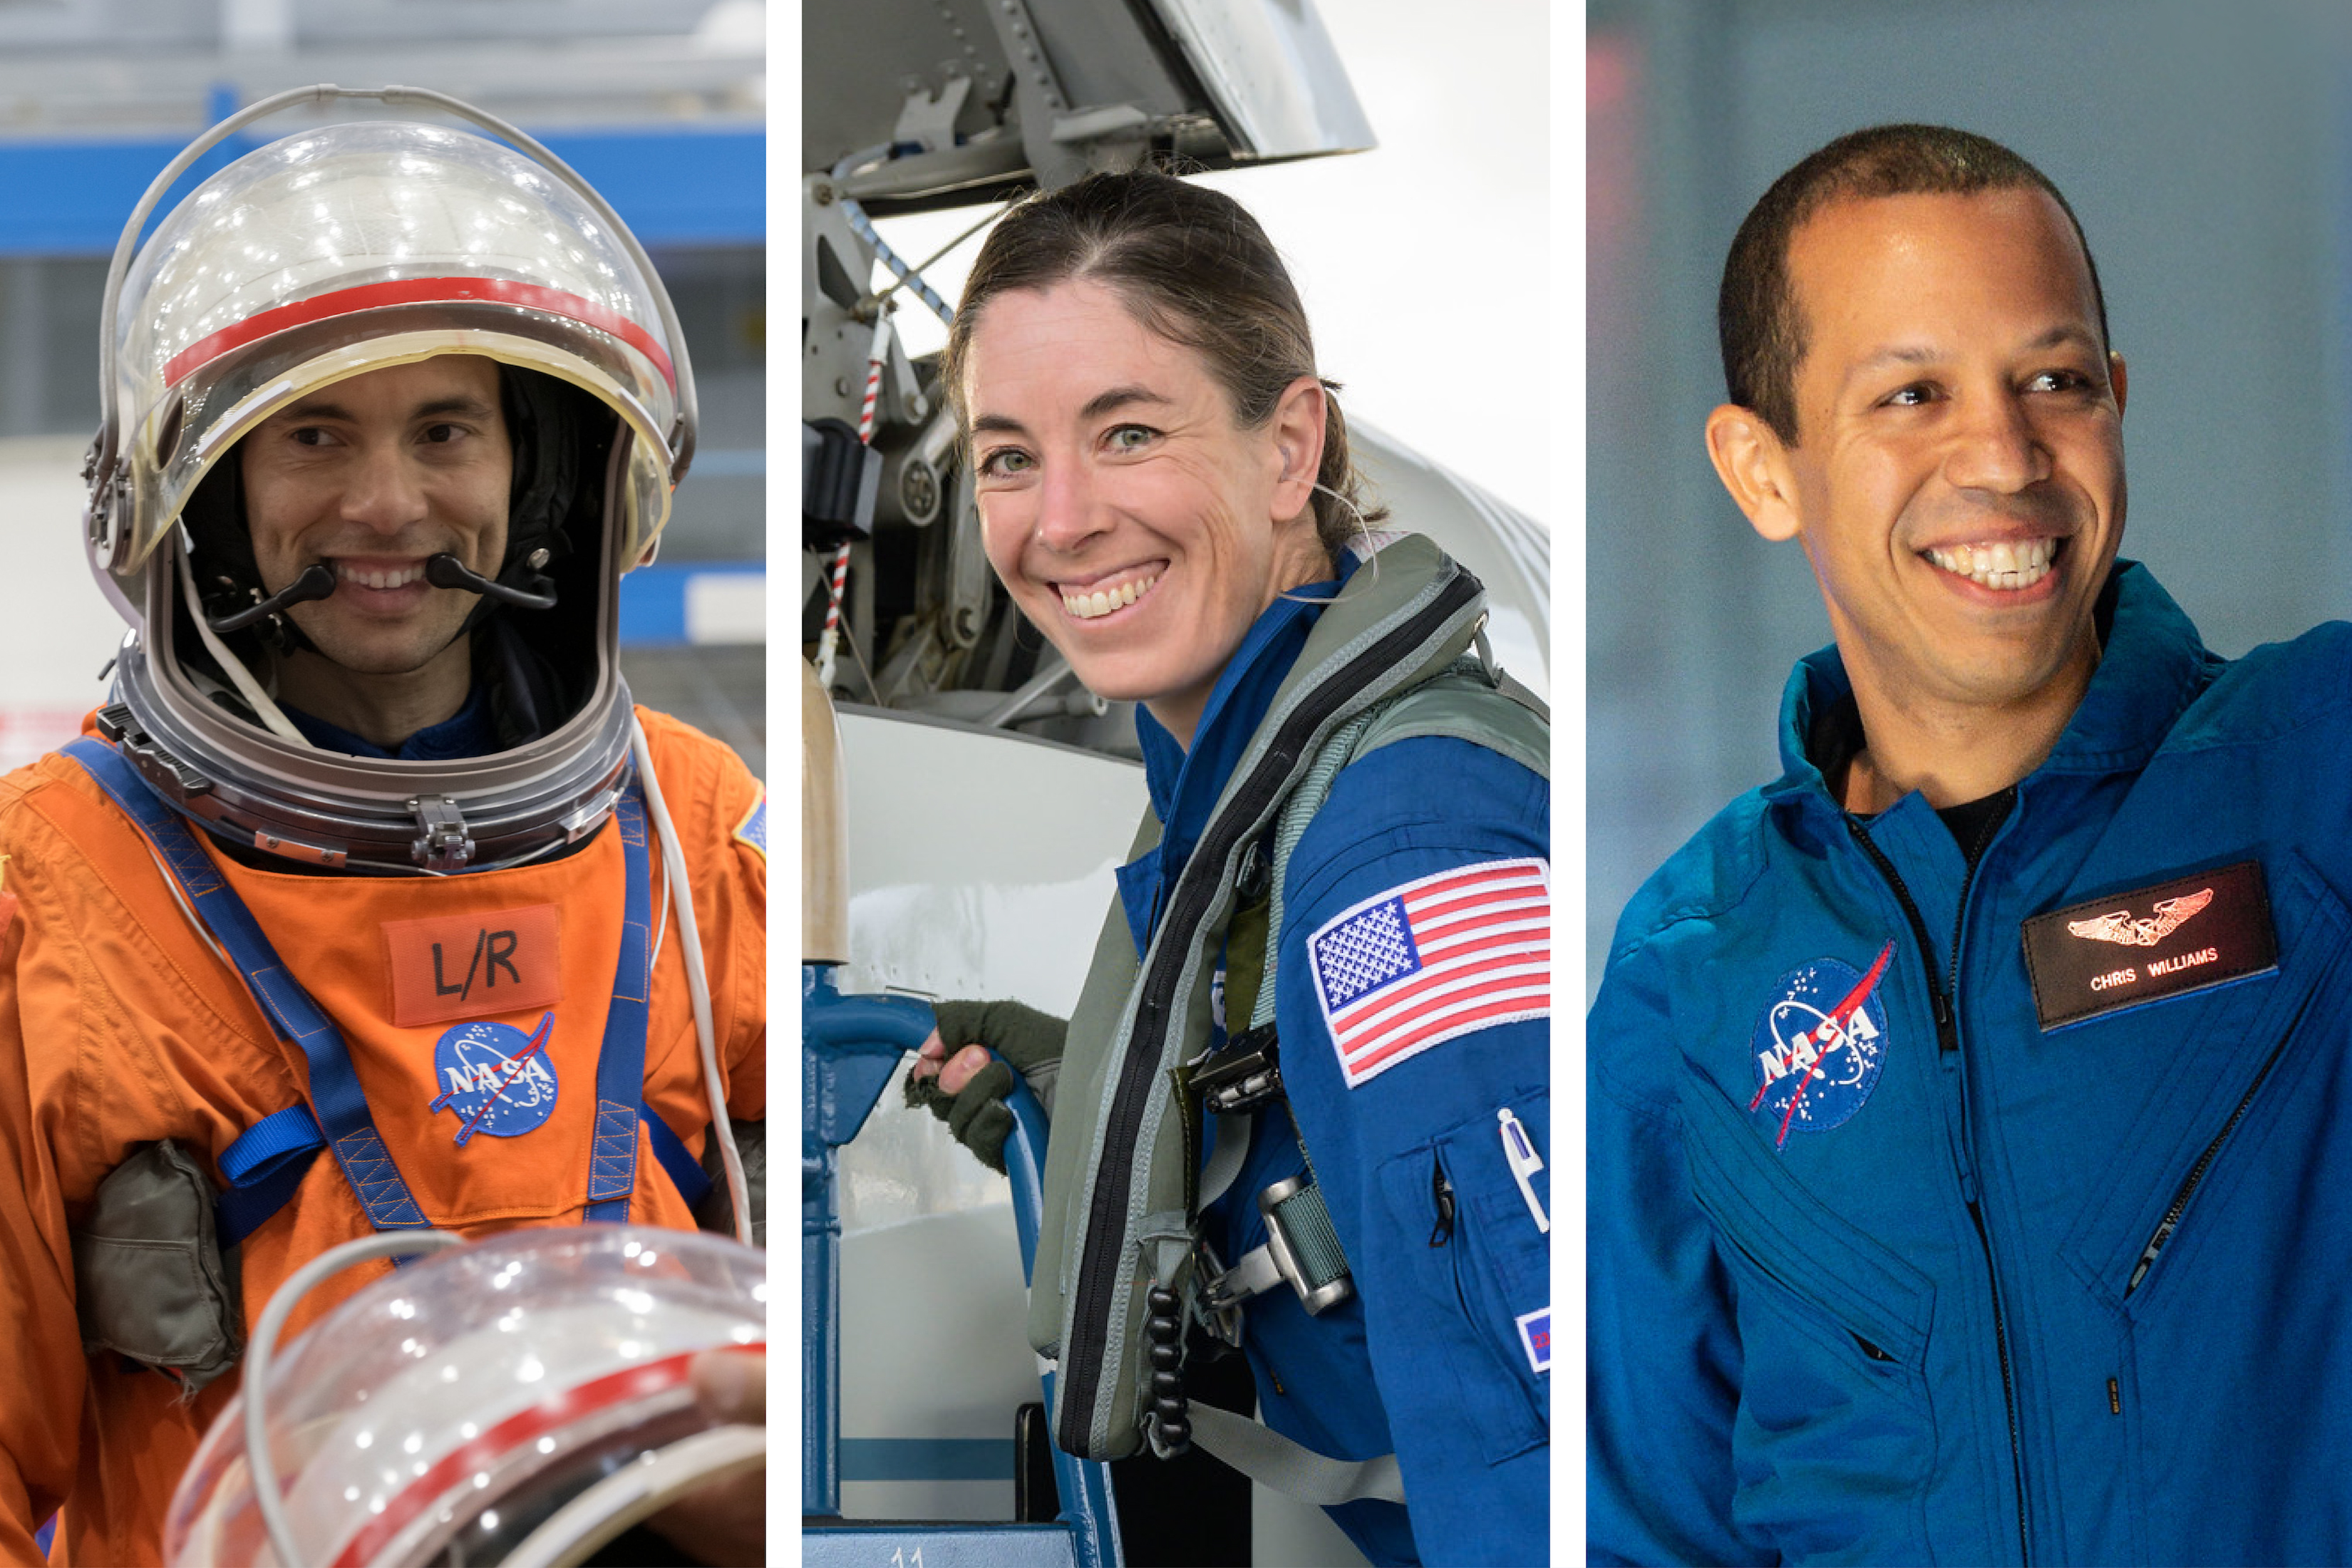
[{"x1": 1497, "y1": 1105, "x2": 1548, "y2": 1234}]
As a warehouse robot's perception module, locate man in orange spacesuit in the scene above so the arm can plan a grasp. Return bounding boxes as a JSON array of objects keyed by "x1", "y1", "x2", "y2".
[{"x1": 0, "y1": 108, "x2": 765, "y2": 1564}]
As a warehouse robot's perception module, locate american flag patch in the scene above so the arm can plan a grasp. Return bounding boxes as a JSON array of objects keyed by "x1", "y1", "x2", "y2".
[{"x1": 1306, "y1": 857, "x2": 1549, "y2": 1088}]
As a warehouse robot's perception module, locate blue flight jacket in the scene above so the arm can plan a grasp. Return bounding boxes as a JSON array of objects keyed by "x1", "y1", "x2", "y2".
[
  {"x1": 1589, "y1": 562, "x2": 2352, "y2": 1565},
  {"x1": 1124, "y1": 564, "x2": 1552, "y2": 1568}
]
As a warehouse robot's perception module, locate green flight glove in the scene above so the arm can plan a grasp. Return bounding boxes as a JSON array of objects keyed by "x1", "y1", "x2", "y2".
[{"x1": 902, "y1": 999, "x2": 1068, "y2": 1175}]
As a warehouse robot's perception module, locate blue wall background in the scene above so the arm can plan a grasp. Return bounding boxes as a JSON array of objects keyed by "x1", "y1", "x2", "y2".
[
  {"x1": 0, "y1": 120, "x2": 762, "y2": 254},
  {"x1": 1589, "y1": 0, "x2": 2352, "y2": 995}
]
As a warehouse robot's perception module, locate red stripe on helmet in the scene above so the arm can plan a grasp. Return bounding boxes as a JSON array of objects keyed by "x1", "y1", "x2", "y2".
[
  {"x1": 330, "y1": 1339, "x2": 765, "y2": 1568},
  {"x1": 161, "y1": 275, "x2": 676, "y2": 391}
]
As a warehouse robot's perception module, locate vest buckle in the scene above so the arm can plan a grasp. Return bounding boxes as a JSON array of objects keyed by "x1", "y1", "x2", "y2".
[
  {"x1": 1200, "y1": 1173, "x2": 1353, "y2": 1318},
  {"x1": 1193, "y1": 1027, "x2": 1284, "y2": 1115}
]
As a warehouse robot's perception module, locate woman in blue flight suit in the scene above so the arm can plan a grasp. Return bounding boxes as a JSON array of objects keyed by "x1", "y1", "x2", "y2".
[{"x1": 907, "y1": 171, "x2": 1550, "y2": 1568}]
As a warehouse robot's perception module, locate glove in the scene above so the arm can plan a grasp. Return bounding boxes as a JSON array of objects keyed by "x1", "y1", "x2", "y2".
[{"x1": 902, "y1": 999, "x2": 1067, "y2": 1174}]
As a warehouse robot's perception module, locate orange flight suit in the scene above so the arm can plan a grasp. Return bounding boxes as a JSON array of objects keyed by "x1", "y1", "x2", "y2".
[{"x1": 0, "y1": 706, "x2": 766, "y2": 1566}]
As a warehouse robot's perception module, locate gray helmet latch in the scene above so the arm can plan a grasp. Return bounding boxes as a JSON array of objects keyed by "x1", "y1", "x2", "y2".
[{"x1": 409, "y1": 795, "x2": 474, "y2": 872}]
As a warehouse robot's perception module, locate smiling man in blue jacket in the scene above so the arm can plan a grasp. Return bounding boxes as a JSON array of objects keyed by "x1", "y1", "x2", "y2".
[{"x1": 1590, "y1": 123, "x2": 2352, "y2": 1566}]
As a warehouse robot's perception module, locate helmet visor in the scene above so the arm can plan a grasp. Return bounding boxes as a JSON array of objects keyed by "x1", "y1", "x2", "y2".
[{"x1": 114, "y1": 122, "x2": 683, "y2": 572}]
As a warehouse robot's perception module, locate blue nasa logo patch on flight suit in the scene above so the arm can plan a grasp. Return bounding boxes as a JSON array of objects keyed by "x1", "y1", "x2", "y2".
[
  {"x1": 1748, "y1": 944, "x2": 1894, "y2": 1147},
  {"x1": 430, "y1": 1011, "x2": 559, "y2": 1143}
]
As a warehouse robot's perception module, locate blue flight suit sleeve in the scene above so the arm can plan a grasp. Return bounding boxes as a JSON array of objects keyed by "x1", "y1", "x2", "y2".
[
  {"x1": 1272, "y1": 737, "x2": 1551, "y2": 1567},
  {"x1": 1588, "y1": 924, "x2": 1765, "y2": 1567}
]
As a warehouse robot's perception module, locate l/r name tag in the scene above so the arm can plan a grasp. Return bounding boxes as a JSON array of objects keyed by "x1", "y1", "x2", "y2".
[
  {"x1": 383, "y1": 905, "x2": 564, "y2": 1027},
  {"x1": 2021, "y1": 861, "x2": 2276, "y2": 1030}
]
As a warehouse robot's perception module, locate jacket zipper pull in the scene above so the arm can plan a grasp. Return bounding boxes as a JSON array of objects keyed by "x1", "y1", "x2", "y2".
[
  {"x1": 1429, "y1": 1157, "x2": 1455, "y2": 1247},
  {"x1": 2127, "y1": 1228, "x2": 2170, "y2": 1294}
]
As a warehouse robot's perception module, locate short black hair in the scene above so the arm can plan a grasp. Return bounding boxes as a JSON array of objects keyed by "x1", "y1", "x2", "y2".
[{"x1": 1718, "y1": 123, "x2": 2110, "y2": 444}]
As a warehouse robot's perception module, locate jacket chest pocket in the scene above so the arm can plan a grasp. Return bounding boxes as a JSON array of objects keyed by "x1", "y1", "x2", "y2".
[
  {"x1": 1684, "y1": 1085, "x2": 1941, "y2": 1562},
  {"x1": 2046, "y1": 852, "x2": 2352, "y2": 1565},
  {"x1": 2055, "y1": 850, "x2": 2352, "y2": 1314}
]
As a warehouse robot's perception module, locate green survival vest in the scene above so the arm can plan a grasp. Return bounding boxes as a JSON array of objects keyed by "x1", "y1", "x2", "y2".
[{"x1": 1028, "y1": 535, "x2": 1547, "y2": 1501}]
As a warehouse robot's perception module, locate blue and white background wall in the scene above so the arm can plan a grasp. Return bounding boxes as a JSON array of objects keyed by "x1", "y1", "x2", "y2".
[{"x1": 0, "y1": 0, "x2": 768, "y2": 775}]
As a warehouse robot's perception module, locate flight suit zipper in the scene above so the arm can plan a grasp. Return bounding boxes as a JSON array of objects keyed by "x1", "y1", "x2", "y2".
[
  {"x1": 1058, "y1": 571, "x2": 1482, "y2": 1456},
  {"x1": 1847, "y1": 794, "x2": 2031, "y2": 1565},
  {"x1": 1430, "y1": 1155, "x2": 1457, "y2": 1248},
  {"x1": 2126, "y1": 985, "x2": 2313, "y2": 1294}
]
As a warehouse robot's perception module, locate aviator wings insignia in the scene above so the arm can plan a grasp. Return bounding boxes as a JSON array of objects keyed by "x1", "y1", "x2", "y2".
[{"x1": 2067, "y1": 887, "x2": 2214, "y2": 949}]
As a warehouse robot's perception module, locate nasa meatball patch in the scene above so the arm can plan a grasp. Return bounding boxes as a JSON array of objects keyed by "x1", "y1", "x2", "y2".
[
  {"x1": 1747, "y1": 943, "x2": 1894, "y2": 1149},
  {"x1": 430, "y1": 1010, "x2": 559, "y2": 1144}
]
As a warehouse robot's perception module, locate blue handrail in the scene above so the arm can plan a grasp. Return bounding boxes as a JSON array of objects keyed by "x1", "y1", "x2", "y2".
[
  {"x1": 998, "y1": 1065, "x2": 1122, "y2": 1568},
  {"x1": 801, "y1": 967, "x2": 924, "y2": 1518},
  {"x1": 802, "y1": 966, "x2": 1120, "y2": 1568}
]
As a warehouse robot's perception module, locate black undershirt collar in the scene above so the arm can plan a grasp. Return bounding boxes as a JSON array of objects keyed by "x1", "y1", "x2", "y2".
[{"x1": 1809, "y1": 691, "x2": 2013, "y2": 865}]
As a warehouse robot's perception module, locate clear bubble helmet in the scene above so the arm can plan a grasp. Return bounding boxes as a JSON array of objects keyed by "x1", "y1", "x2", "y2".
[
  {"x1": 163, "y1": 1226, "x2": 765, "y2": 1568},
  {"x1": 88, "y1": 96, "x2": 701, "y2": 874}
]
